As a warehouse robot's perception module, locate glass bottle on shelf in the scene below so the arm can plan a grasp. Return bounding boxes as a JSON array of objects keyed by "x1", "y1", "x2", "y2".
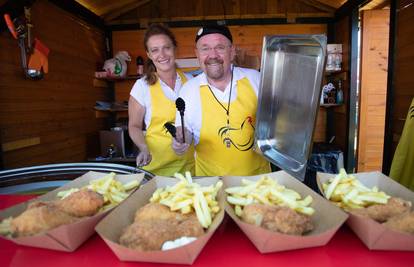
[
  {"x1": 336, "y1": 80, "x2": 344, "y2": 104},
  {"x1": 136, "y1": 56, "x2": 144, "y2": 76}
]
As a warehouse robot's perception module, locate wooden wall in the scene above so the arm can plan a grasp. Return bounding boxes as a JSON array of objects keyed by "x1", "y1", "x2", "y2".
[
  {"x1": 111, "y1": 24, "x2": 327, "y2": 142},
  {"x1": 357, "y1": 9, "x2": 389, "y2": 172},
  {"x1": 0, "y1": 0, "x2": 110, "y2": 169},
  {"x1": 110, "y1": 0, "x2": 335, "y2": 25},
  {"x1": 389, "y1": 1, "x2": 414, "y2": 160}
]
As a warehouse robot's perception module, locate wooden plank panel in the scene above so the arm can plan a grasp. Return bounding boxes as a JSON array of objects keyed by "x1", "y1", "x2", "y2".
[
  {"x1": 357, "y1": 9, "x2": 389, "y2": 172},
  {"x1": 2, "y1": 137, "x2": 41, "y2": 152},
  {"x1": 112, "y1": 24, "x2": 327, "y2": 77},
  {"x1": 0, "y1": 0, "x2": 109, "y2": 168},
  {"x1": 313, "y1": 108, "x2": 326, "y2": 142}
]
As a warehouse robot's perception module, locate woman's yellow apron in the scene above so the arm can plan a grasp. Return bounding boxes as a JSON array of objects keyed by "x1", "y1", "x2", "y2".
[
  {"x1": 196, "y1": 77, "x2": 270, "y2": 176},
  {"x1": 143, "y1": 71, "x2": 195, "y2": 176}
]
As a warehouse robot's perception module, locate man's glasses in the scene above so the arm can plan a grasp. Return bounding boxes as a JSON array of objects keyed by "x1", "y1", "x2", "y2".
[{"x1": 197, "y1": 45, "x2": 231, "y2": 55}]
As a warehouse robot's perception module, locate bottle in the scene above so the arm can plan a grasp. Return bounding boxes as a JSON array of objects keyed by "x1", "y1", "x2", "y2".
[
  {"x1": 136, "y1": 56, "x2": 144, "y2": 76},
  {"x1": 336, "y1": 80, "x2": 344, "y2": 104}
]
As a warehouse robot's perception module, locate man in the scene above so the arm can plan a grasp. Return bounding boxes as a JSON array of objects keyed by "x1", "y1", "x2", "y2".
[{"x1": 173, "y1": 25, "x2": 270, "y2": 176}]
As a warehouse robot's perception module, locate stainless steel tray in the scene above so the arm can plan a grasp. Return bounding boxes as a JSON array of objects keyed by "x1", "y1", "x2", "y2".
[{"x1": 255, "y1": 35, "x2": 327, "y2": 181}]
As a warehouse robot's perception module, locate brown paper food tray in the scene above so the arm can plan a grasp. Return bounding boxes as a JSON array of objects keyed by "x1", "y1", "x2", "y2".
[
  {"x1": 222, "y1": 171, "x2": 348, "y2": 253},
  {"x1": 0, "y1": 171, "x2": 144, "y2": 252},
  {"x1": 317, "y1": 171, "x2": 414, "y2": 251},
  {"x1": 95, "y1": 176, "x2": 224, "y2": 265}
]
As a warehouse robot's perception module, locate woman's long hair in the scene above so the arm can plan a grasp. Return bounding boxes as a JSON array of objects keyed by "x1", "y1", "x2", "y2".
[{"x1": 144, "y1": 24, "x2": 177, "y2": 85}]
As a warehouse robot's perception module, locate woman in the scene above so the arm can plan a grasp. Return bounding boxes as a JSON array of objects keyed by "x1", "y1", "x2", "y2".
[{"x1": 128, "y1": 24, "x2": 194, "y2": 176}]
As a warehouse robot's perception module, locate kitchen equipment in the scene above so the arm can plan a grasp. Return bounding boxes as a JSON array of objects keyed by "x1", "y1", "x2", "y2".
[
  {"x1": 3, "y1": 13, "x2": 44, "y2": 80},
  {"x1": 0, "y1": 163, "x2": 153, "y2": 194},
  {"x1": 255, "y1": 35, "x2": 327, "y2": 181},
  {"x1": 100, "y1": 129, "x2": 126, "y2": 158}
]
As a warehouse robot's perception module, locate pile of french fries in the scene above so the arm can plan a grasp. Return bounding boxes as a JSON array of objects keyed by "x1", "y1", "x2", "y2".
[
  {"x1": 226, "y1": 176, "x2": 315, "y2": 216},
  {"x1": 57, "y1": 172, "x2": 140, "y2": 211},
  {"x1": 150, "y1": 172, "x2": 223, "y2": 228},
  {"x1": 322, "y1": 168, "x2": 390, "y2": 210}
]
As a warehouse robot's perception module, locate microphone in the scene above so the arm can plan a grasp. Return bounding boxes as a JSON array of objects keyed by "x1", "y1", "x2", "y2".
[
  {"x1": 175, "y1": 97, "x2": 186, "y2": 143},
  {"x1": 164, "y1": 122, "x2": 176, "y2": 138}
]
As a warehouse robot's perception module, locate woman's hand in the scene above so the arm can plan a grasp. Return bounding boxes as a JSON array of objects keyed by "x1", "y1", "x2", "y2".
[
  {"x1": 172, "y1": 126, "x2": 193, "y2": 155},
  {"x1": 136, "y1": 147, "x2": 152, "y2": 167}
]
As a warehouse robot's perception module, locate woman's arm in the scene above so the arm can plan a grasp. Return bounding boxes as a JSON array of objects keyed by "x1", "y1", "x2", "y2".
[{"x1": 128, "y1": 96, "x2": 151, "y2": 166}]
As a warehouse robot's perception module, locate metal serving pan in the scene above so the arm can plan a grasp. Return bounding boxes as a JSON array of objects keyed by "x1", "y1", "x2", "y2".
[
  {"x1": 0, "y1": 162, "x2": 154, "y2": 194},
  {"x1": 255, "y1": 35, "x2": 327, "y2": 181}
]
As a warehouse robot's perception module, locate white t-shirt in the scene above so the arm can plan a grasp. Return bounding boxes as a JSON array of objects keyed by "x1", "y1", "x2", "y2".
[
  {"x1": 130, "y1": 72, "x2": 193, "y2": 127},
  {"x1": 175, "y1": 66, "x2": 261, "y2": 145}
]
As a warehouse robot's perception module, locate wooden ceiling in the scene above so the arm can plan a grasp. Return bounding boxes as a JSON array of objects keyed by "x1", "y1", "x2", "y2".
[{"x1": 74, "y1": 0, "x2": 389, "y2": 26}]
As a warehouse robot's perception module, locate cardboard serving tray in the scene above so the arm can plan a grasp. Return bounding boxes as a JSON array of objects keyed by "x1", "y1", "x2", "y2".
[
  {"x1": 222, "y1": 171, "x2": 348, "y2": 253},
  {"x1": 317, "y1": 171, "x2": 414, "y2": 251},
  {"x1": 95, "y1": 176, "x2": 224, "y2": 265},
  {"x1": 0, "y1": 171, "x2": 144, "y2": 252}
]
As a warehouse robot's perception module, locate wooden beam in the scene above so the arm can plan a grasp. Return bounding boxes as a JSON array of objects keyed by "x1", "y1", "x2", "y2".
[
  {"x1": 266, "y1": 0, "x2": 278, "y2": 14},
  {"x1": 299, "y1": 0, "x2": 336, "y2": 13},
  {"x1": 335, "y1": 0, "x2": 371, "y2": 20},
  {"x1": 48, "y1": 0, "x2": 106, "y2": 30},
  {"x1": 195, "y1": 0, "x2": 204, "y2": 18},
  {"x1": 373, "y1": 0, "x2": 390, "y2": 10},
  {"x1": 94, "y1": 0, "x2": 137, "y2": 17},
  {"x1": 313, "y1": 0, "x2": 343, "y2": 9},
  {"x1": 107, "y1": 12, "x2": 334, "y2": 25},
  {"x1": 104, "y1": 0, "x2": 152, "y2": 22},
  {"x1": 382, "y1": 0, "x2": 397, "y2": 174},
  {"x1": 2, "y1": 137, "x2": 40, "y2": 152},
  {"x1": 233, "y1": 0, "x2": 241, "y2": 17}
]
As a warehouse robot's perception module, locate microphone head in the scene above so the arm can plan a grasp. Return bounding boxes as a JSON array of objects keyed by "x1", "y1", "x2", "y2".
[{"x1": 176, "y1": 97, "x2": 185, "y2": 112}]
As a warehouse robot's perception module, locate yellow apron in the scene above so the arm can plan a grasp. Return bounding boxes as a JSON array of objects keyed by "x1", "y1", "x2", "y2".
[
  {"x1": 143, "y1": 70, "x2": 195, "y2": 176},
  {"x1": 196, "y1": 77, "x2": 270, "y2": 176},
  {"x1": 390, "y1": 97, "x2": 414, "y2": 190}
]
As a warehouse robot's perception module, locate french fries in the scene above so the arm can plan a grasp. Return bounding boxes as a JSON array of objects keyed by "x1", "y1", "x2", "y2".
[
  {"x1": 322, "y1": 168, "x2": 391, "y2": 210},
  {"x1": 0, "y1": 217, "x2": 12, "y2": 237},
  {"x1": 57, "y1": 172, "x2": 140, "y2": 211},
  {"x1": 226, "y1": 176, "x2": 315, "y2": 216},
  {"x1": 150, "y1": 172, "x2": 223, "y2": 228}
]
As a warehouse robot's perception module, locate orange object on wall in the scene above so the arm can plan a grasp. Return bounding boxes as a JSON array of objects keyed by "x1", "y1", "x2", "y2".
[{"x1": 28, "y1": 38, "x2": 50, "y2": 73}]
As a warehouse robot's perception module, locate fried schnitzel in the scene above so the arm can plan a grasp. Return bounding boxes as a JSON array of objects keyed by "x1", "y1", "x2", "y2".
[
  {"x1": 383, "y1": 212, "x2": 414, "y2": 234},
  {"x1": 120, "y1": 203, "x2": 204, "y2": 251},
  {"x1": 55, "y1": 189, "x2": 104, "y2": 217},
  {"x1": 8, "y1": 189, "x2": 104, "y2": 237},
  {"x1": 10, "y1": 203, "x2": 77, "y2": 237},
  {"x1": 351, "y1": 197, "x2": 412, "y2": 222},
  {"x1": 241, "y1": 203, "x2": 313, "y2": 235}
]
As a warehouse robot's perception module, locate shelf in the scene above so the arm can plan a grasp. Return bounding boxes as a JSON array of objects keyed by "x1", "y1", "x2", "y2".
[
  {"x1": 325, "y1": 70, "x2": 343, "y2": 74},
  {"x1": 94, "y1": 74, "x2": 142, "y2": 81},
  {"x1": 320, "y1": 103, "x2": 343, "y2": 108},
  {"x1": 94, "y1": 109, "x2": 128, "y2": 118},
  {"x1": 324, "y1": 70, "x2": 347, "y2": 80}
]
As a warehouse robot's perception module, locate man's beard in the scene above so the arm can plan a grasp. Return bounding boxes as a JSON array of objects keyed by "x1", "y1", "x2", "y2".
[{"x1": 204, "y1": 58, "x2": 225, "y2": 80}]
